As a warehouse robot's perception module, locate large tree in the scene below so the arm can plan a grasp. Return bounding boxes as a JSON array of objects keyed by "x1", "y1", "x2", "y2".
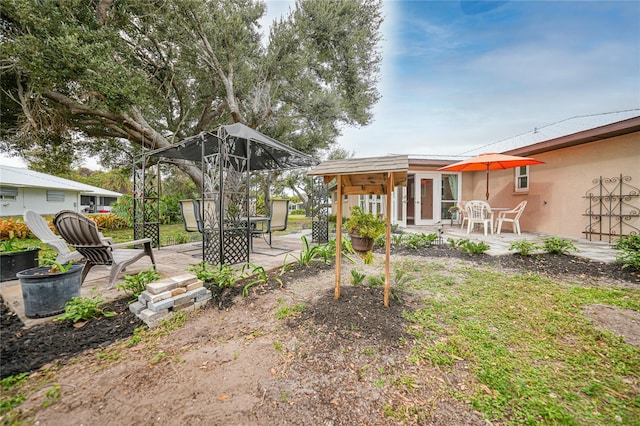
[{"x1": 1, "y1": 0, "x2": 383, "y2": 188}]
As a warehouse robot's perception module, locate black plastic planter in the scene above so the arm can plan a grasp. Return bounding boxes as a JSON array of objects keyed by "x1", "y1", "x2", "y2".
[
  {"x1": 0, "y1": 249, "x2": 40, "y2": 282},
  {"x1": 18, "y1": 263, "x2": 84, "y2": 318}
]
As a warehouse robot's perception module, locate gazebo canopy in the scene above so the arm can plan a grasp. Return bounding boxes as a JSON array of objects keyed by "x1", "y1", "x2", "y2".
[{"x1": 148, "y1": 123, "x2": 316, "y2": 170}]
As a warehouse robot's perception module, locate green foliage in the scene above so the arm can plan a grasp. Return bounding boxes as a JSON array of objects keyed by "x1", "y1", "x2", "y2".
[
  {"x1": 0, "y1": 373, "x2": 29, "y2": 415},
  {"x1": 189, "y1": 262, "x2": 241, "y2": 290},
  {"x1": 117, "y1": 268, "x2": 161, "y2": 298},
  {"x1": 275, "y1": 304, "x2": 305, "y2": 320},
  {"x1": 350, "y1": 269, "x2": 366, "y2": 285},
  {"x1": 2, "y1": 0, "x2": 384, "y2": 189},
  {"x1": 403, "y1": 233, "x2": 437, "y2": 249},
  {"x1": 39, "y1": 258, "x2": 75, "y2": 273},
  {"x1": 542, "y1": 237, "x2": 578, "y2": 255},
  {"x1": 360, "y1": 250, "x2": 374, "y2": 265},
  {"x1": 0, "y1": 237, "x2": 38, "y2": 253},
  {"x1": 242, "y1": 263, "x2": 283, "y2": 297},
  {"x1": 43, "y1": 384, "x2": 62, "y2": 408},
  {"x1": 367, "y1": 274, "x2": 385, "y2": 287},
  {"x1": 458, "y1": 240, "x2": 490, "y2": 255},
  {"x1": 55, "y1": 290, "x2": 116, "y2": 323},
  {"x1": 613, "y1": 234, "x2": 640, "y2": 269},
  {"x1": 508, "y1": 239, "x2": 541, "y2": 256},
  {"x1": 285, "y1": 235, "x2": 334, "y2": 266},
  {"x1": 345, "y1": 207, "x2": 386, "y2": 240}
]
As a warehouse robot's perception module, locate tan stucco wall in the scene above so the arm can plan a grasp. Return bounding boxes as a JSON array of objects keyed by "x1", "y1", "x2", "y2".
[{"x1": 462, "y1": 133, "x2": 640, "y2": 240}]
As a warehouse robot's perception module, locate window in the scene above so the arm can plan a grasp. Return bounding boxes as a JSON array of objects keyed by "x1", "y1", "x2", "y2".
[
  {"x1": 47, "y1": 190, "x2": 65, "y2": 202},
  {"x1": 343, "y1": 194, "x2": 349, "y2": 201},
  {"x1": 515, "y1": 166, "x2": 529, "y2": 192},
  {"x1": 0, "y1": 187, "x2": 18, "y2": 200}
]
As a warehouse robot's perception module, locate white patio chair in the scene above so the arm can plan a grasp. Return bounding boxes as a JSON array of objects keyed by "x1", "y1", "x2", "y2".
[
  {"x1": 465, "y1": 200, "x2": 493, "y2": 236},
  {"x1": 179, "y1": 199, "x2": 202, "y2": 233},
  {"x1": 24, "y1": 210, "x2": 83, "y2": 264},
  {"x1": 496, "y1": 200, "x2": 528, "y2": 235},
  {"x1": 458, "y1": 200, "x2": 468, "y2": 229}
]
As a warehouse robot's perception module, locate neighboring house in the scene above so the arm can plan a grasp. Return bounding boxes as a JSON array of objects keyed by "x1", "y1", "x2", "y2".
[
  {"x1": 330, "y1": 111, "x2": 640, "y2": 241},
  {"x1": 0, "y1": 165, "x2": 122, "y2": 217}
]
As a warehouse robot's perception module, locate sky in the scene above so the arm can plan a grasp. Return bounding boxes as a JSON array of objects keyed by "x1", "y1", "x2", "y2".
[
  {"x1": 264, "y1": 0, "x2": 640, "y2": 158},
  {"x1": 2, "y1": 1, "x2": 638, "y2": 169}
]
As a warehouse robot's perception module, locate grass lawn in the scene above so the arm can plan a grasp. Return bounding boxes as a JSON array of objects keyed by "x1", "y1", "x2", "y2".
[{"x1": 392, "y1": 258, "x2": 640, "y2": 425}]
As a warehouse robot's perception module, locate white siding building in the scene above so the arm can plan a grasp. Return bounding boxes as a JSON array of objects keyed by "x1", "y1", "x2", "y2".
[{"x1": 0, "y1": 165, "x2": 122, "y2": 217}]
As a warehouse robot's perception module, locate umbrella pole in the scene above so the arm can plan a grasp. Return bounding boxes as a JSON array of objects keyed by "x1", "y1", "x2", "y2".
[{"x1": 485, "y1": 166, "x2": 490, "y2": 200}]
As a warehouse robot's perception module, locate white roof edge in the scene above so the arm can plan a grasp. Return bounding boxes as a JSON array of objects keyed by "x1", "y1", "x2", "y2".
[{"x1": 0, "y1": 165, "x2": 122, "y2": 197}]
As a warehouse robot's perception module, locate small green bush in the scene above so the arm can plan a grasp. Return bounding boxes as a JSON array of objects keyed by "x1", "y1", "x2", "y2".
[
  {"x1": 541, "y1": 237, "x2": 577, "y2": 255},
  {"x1": 459, "y1": 240, "x2": 490, "y2": 255},
  {"x1": 509, "y1": 240, "x2": 540, "y2": 256},
  {"x1": 189, "y1": 262, "x2": 242, "y2": 290},
  {"x1": 613, "y1": 234, "x2": 640, "y2": 269},
  {"x1": 117, "y1": 268, "x2": 161, "y2": 298},
  {"x1": 55, "y1": 291, "x2": 116, "y2": 323},
  {"x1": 351, "y1": 269, "x2": 366, "y2": 285}
]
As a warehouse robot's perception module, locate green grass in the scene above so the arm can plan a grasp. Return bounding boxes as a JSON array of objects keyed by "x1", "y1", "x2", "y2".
[{"x1": 396, "y1": 259, "x2": 640, "y2": 425}]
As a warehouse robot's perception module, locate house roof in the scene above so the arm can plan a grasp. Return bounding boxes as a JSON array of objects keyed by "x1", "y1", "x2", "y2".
[
  {"x1": 0, "y1": 165, "x2": 122, "y2": 197},
  {"x1": 308, "y1": 155, "x2": 408, "y2": 195},
  {"x1": 462, "y1": 109, "x2": 640, "y2": 157}
]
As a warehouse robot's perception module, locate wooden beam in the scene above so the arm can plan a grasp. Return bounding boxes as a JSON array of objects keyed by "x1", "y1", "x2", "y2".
[
  {"x1": 384, "y1": 172, "x2": 393, "y2": 307},
  {"x1": 335, "y1": 175, "x2": 343, "y2": 299},
  {"x1": 342, "y1": 185, "x2": 385, "y2": 195}
]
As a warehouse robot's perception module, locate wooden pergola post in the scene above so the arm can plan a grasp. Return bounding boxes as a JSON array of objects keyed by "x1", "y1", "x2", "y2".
[
  {"x1": 335, "y1": 175, "x2": 343, "y2": 299},
  {"x1": 384, "y1": 172, "x2": 393, "y2": 307}
]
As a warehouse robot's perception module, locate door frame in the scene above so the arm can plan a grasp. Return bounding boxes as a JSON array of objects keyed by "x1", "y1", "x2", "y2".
[{"x1": 413, "y1": 172, "x2": 439, "y2": 225}]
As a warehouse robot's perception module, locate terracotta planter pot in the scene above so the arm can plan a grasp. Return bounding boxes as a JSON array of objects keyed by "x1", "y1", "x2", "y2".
[{"x1": 349, "y1": 233, "x2": 375, "y2": 252}]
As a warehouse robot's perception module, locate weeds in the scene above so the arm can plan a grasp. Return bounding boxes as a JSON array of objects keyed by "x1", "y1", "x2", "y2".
[
  {"x1": 117, "y1": 268, "x2": 161, "y2": 298},
  {"x1": 508, "y1": 239, "x2": 540, "y2": 255},
  {"x1": 613, "y1": 234, "x2": 640, "y2": 269},
  {"x1": 541, "y1": 236, "x2": 578, "y2": 255},
  {"x1": 55, "y1": 290, "x2": 116, "y2": 323},
  {"x1": 351, "y1": 269, "x2": 366, "y2": 285},
  {"x1": 242, "y1": 263, "x2": 283, "y2": 297}
]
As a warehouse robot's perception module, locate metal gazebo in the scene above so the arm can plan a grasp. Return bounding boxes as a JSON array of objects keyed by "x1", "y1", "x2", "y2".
[{"x1": 134, "y1": 123, "x2": 316, "y2": 265}]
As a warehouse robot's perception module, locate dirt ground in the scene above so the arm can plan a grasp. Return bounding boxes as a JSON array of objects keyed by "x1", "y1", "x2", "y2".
[{"x1": 1, "y1": 246, "x2": 639, "y2": 425}]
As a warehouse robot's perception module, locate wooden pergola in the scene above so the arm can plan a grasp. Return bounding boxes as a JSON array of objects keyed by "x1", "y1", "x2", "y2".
[{"x1": 307, "y1": 155, "x2": 408, "y2": 307}]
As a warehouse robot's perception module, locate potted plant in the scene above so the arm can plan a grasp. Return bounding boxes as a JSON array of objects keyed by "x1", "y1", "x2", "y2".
[
  {"x1": 0, "y1": 238, "x2": 40, "y2": 282},
  {"x1": 17, "y1": 259, "x2": 84, "y2": 318},
  {"x1": 344, "y1": 206, "x2": 386, "y2": 252}
]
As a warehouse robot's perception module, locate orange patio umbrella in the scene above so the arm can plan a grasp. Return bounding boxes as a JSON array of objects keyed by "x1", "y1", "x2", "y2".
[{"x1": 438, "y1": 152, "x2": 545, "y2": 200}]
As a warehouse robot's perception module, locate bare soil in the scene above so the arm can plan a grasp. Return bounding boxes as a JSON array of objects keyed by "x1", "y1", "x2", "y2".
[{"x1": 1, "y1": 246, "x2": 639, "y2": 425}]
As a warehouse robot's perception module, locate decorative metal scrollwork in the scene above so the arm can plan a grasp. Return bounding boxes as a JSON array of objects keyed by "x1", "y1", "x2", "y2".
[{"x1": 583, "y1": 175, "x2": 639, "y2": 242}]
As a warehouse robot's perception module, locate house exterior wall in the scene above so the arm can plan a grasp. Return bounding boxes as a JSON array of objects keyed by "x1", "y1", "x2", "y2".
[
  {"x1": 0, "y1": 187, "x2": 81, "y2": 217},
  {"x1": 462, "y1": 132, "x2": 639, "y2": 240}
]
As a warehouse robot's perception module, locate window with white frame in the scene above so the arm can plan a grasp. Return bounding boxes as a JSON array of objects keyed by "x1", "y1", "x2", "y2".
[
  {"x1": 515, "y1": 166, "x2": 529, "y2": 192},
  {"x1": 0, "y1": 187, "x2": 18, "y2": 200},
  {"x1": 47, "y1": 190, "x2": 65, "y2": 202}
]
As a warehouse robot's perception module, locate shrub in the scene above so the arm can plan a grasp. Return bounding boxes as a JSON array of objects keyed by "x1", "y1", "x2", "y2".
[
  {"x1": 117, "y1": 268, "x2": 161, "y2": 298},
  {"x1": 55, "y1": 290, "x2": 116, "y2": 323},
  {"x1": 189, "y1": 262, "x2": 242, "y2": 290},
  {"x1": 404, "y1": 233, "x2": 437, "y2": 249},
  {"x1": 459, "y1": 240, "x2": 490, "y2": 255},
  {"x1": 344, "y1": 206, "x2": 386, "y2": 240},
  {"x1": 541, "y1": 237, "x2": 577, "y2": 255},
  {"x1": 290, "y1": 209, "x2": 305, "y2": 215},
  {"x1": 509, "y1": 240, "x2": 540, "y2": 256},
  {"x1": 613, "y1": 234, "x2": 640, "y2": 269}
]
